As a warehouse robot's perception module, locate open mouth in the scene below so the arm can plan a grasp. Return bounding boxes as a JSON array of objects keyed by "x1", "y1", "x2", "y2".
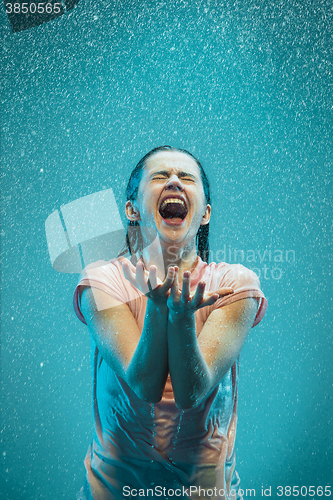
[{"x1": 159, "y1": 198, "x2": 188, "y2": 222}]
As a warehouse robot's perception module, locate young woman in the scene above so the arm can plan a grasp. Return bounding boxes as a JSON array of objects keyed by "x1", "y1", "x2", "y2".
[{"x1": 73, "y1": 146, "x2": 267, "y2": 500}]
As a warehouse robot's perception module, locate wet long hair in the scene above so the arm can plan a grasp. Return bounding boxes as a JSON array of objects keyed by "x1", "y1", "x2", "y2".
[{"x1": 118, "y1": 145, "x2": 211, "y2": 263}]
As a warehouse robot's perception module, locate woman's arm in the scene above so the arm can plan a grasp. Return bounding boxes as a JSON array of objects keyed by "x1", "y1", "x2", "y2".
[
  {"x1": 126, "y1": 299, "x2": 169, "y2": 402},
  {"x1": 167, "y1": 270, "x2": 257, "y2": 409},
  {"x1": 80, "y1": 263, "x2": 175, "y2": 403}
]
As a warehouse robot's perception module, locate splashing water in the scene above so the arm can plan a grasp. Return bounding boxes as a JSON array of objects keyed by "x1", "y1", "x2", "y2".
[
  {"x1": 150, "y1": 403, "x2": 156, "y2": 449},
  {"x1": 170, "y1": 410, "x2": 184, "y2": 461}
]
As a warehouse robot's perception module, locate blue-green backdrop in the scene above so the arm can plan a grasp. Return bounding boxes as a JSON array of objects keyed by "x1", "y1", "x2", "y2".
[{"x1": 1, "y1": 0, "x2": 332, "y2": 498}]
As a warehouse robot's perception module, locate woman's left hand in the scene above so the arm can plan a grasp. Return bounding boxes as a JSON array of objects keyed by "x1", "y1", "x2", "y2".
[
  {"x1": 167, "y1": 267, "x2": 234, "y2": 315},
  {"x1": 121, "y1": 258, "x2": 175, "y2": 305}
]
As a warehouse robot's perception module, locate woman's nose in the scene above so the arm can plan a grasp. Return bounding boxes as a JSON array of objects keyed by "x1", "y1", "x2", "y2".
[{"x1": 165, "y1": 175, "x2": 184, "y2": 191}]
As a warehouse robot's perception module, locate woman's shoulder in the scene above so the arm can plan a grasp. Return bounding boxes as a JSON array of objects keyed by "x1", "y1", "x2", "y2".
[
  {"x1": 74, "y1": 257, "x2": 132, "y2": 302},
  {"x1": 205, "y1": 260, "x2": 261, "y2": 289},
  {"x1": 206, "y1": 259, "x2": 255, "y2": 274},
  {"x1": 73, "y1": 257, "x2": 137, "y2": 324},
  {"x1": 204, "y1": 261, "x2": 267, "y2": 327},
  {"x1": 78, "y1": 257, "x2": 126, "y2": 282}
]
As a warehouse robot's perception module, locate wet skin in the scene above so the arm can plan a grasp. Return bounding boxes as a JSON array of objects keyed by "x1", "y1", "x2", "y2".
[
  {"x1": 125, "y1": 151, "x2": 211, "y2": 281},
  {"x1": 81, "y1": 151, "x2": 258, "y2": 408}
]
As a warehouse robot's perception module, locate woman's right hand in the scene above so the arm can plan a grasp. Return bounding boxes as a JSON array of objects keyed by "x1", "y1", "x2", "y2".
[
  {"x1": 167, "y1": 267, "x2": 234, "y2": 315},
  {"x1": 122, "y1": 259, "x2": 176, "y2": 305}
]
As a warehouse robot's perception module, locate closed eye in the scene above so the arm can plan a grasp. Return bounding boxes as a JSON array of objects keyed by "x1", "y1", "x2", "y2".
[
  {"x1": 151, "y1": 175, "x2": 196, "y2": 182},
  {"x1": 179, "y1": 176, "x2": 195, "y2": 182}
]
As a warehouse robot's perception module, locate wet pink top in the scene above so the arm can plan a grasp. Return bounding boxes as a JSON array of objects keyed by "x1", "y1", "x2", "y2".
[{"x1": 73, "y1": 257, "x2": 267, "y2": 500}]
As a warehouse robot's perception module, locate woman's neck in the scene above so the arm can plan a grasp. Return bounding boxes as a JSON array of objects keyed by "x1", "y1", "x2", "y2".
[{"x1": 139, "y1": 238, "x2": 199, "y2": 281}]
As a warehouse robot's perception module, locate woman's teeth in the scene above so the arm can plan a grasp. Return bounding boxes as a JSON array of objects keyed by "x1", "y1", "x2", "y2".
[
  {"x1": 159, "y1": 198, "x2": 188, "y2": 220},
  {"x1": 160, "y1": 199, "x2": 186, "y2": 210}
]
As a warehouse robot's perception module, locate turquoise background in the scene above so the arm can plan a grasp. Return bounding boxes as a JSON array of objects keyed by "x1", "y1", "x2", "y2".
[{"x1": 1, "y1": 0, "x2": 332, "y2": 498}]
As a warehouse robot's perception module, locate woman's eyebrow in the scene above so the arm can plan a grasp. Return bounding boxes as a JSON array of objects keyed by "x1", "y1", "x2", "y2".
[
  {"x1": 178, "y1": 171, "x2": 196, "y2": 179},
  {"x1": 149, "y1": 170, "x2": 169, "y2": 178},
  {"x1": 149, "y1": 170, "x2": 196, "y2": 179}
]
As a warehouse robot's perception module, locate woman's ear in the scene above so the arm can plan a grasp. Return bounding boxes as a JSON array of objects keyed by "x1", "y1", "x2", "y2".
[
  {"x1": 125, "y1": 201, "x2": 141, "y2": 222},
  {"x1": 201, "y1": 204, "x2": 211, "y2": 226}
]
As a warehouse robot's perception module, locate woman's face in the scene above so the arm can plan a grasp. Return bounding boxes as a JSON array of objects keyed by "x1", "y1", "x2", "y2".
[{"x1": 126, "y1": 151, "x2": 211, "y2": 247}]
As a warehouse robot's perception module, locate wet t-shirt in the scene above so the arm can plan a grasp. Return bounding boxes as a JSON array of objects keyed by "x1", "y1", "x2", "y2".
[{"x1": 73, "y1": 257, "x2": 267, "y2": 500}]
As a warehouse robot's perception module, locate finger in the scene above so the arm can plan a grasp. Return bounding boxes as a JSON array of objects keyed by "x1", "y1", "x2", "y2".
[
  {"x1": 217, "y1": 288, "x2": 234, "y2": 297},
  {"x1": 181, "y1": 271, "x2": 191, "y2": 301},
  {"x1": 120, "y1": 257, "x2": 135, "y2": 270},
  {"x1": 200, "y1": 286, "x2": 236, "y2": 308},
  {"x1": 197, "y1": 293, "x2": 220, "y2": 309},
  {"x1": 136, "y1": 261, "x2": 149, "y2": 294},
  {"x1": 205, "y1": 288, "x2": 234, "y2": 298},
  {"x1": 160, "y1": 266, "x2": 175, "y2": 292},
  {"x1": 170, "y1": 266, "x2": 179, "y2": 299},
  {"x1": 148, "y1": 266, "x2": 158, "y2": 290},
  {"x1": 122, "y1": 260, "x2": 138, "y2": 287},
  {"x1": 192, "y1": 281, "x2": 206, "y2": 307}
]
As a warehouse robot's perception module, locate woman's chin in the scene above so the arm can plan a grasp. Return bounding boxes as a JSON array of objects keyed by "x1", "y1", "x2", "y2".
[{"x1": 156, "y1": 219, "x2": 196, "y2": 247}]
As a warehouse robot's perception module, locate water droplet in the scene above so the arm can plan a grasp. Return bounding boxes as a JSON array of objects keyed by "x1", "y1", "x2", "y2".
[
  {"x1": 150, "y1": 403, "x2": 156, "y2": 450},
  {"x1": 171, "y1": 410, "x2": 184, "y2": 459}
]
